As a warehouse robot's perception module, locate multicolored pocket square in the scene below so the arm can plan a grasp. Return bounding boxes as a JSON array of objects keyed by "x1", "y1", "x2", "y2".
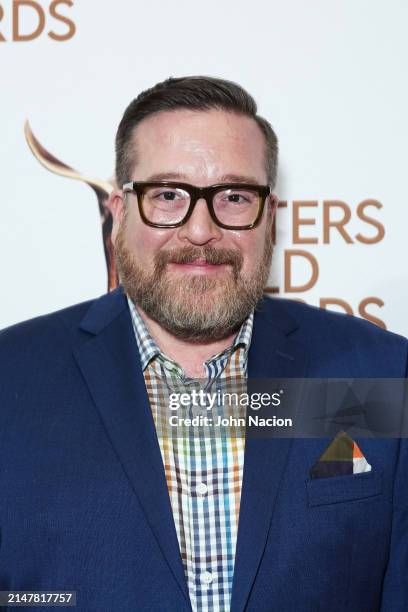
[{"x1": 310, "y1": 430, "x2": 372, "y2": 479}]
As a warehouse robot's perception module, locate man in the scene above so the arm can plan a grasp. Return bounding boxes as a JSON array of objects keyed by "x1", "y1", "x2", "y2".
[{"x1": 0, "y1": 76, "x2": 407, "y2": 611}]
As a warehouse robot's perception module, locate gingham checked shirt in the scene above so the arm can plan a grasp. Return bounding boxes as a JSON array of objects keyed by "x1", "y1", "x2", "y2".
[{"x1": 127, "y1": 297, "x2": 253, "y2": 612}]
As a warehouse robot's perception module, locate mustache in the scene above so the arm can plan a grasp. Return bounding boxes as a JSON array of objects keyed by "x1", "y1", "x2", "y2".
[{"x1": 154, "y1": 245, "x2": 243, "y2": 273}]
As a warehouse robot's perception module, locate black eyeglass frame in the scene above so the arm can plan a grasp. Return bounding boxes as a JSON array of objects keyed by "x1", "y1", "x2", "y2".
[{"x1": 122, "y1": 181, "x2": 273, "y2": 230}]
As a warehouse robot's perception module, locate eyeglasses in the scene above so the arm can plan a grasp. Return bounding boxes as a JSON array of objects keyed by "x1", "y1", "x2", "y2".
[{"x1": 122, "y1": 181, "x2": 272, "y2": 230}]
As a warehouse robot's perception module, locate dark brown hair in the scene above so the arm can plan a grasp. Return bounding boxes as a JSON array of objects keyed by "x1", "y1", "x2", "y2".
[{"x1": 115, "y1": 75, "x2": 278, "y2": 188}]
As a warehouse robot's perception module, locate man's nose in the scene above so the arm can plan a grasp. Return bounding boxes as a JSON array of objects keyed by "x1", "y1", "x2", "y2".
[{"x1": 177, "y1": 197, "x2": 223, "y2": 245}]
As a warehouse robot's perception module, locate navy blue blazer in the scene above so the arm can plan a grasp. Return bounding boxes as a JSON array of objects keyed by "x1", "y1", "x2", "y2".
[{"x1": 0, "y1": 287, "x2": 407, "y2": 611}]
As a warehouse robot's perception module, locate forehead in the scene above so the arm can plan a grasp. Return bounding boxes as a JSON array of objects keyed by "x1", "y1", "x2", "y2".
[{"x1": 129, "y1": 108, "x2": 268, "y2": 183}]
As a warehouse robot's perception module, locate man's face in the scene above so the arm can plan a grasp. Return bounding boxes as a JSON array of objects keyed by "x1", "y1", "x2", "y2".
[{"x1": 111, "y1": 108, "x2": 276, "y2": 342}]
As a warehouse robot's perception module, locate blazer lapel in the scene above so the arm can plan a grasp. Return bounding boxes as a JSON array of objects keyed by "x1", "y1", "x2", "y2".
[
  {"x1": 231, "y1": 296, "x2": 308, "y2": 612},
  {"x1": 73, "y1": 288, "x2": 190, "y2": 608}
]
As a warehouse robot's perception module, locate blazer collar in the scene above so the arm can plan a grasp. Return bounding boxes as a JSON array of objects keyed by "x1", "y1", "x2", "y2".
[{"x1": 79, "y1": 285, "x2": 128, "y2": 335}]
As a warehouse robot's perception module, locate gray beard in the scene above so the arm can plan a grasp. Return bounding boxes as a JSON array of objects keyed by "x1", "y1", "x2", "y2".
[{"x1": 114, "y1": 223, "x2": 273, "y2": 343}]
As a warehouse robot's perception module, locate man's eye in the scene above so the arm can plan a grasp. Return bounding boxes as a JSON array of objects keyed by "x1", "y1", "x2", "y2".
[
  {"x1": 225, "y1": 193, "x2": 249, "y2": 204},
  {"x1": 157, "y1": 191, "x2": 178, "y2": 201}
]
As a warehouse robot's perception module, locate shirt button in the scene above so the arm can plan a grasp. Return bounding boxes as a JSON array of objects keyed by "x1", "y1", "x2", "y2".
[
  {"x1": 200, "y1": 571, "x2": 213, "y2": 586},
  {"x1": 196, "y1": 482, "x2": 208, "y2": 496}
]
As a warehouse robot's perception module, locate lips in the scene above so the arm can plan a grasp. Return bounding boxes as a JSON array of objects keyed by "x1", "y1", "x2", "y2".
[
  {"x1": 167, "y1": 259, "x2": 228, "y2": 274},
  {"x1": 157, "y1": 246, "x2": 242, "y2": 273},
  {"x1": 172, "y1": 259, "x2": 225, "y2": 266},
  {"x1": 180, "y1": 259, "x2": 221, "y2": 266}
]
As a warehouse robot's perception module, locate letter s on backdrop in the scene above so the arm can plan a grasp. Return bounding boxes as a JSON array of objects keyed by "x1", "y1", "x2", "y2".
[{"x1": 48, "y1": 0, "x2": 75, "y2": 41}]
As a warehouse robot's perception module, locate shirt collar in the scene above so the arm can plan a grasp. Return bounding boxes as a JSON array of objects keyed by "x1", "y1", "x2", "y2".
[{"x1": 127, "y1": 296, "x2": 254, "y2": 372}]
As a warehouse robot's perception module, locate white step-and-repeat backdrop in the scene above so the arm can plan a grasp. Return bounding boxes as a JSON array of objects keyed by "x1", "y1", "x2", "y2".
[{"x1": 1, "y1": 0, "x2": 407, "y2": 336}]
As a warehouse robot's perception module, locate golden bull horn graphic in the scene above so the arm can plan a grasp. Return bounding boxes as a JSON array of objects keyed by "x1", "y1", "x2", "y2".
[{"x1": 24, "y1": 120, "x2": 119, "y2": 291}]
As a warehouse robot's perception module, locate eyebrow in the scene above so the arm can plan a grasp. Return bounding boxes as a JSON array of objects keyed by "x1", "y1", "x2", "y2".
[{"x1": 144, "y1": 172, "x2": 262, "y2": 184}]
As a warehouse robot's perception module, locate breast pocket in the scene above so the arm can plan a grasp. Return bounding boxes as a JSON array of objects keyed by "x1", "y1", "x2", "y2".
[{"x1": 306, "y1": 469, "x2": 383, "y2": 507}]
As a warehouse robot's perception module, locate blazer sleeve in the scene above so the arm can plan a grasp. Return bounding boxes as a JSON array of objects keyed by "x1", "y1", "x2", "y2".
[{"x1": 380, "y1": 342, "x2": 408, "y2": 610}]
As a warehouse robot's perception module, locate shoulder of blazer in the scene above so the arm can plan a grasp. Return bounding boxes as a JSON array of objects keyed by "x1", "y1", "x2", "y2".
[
  {"x1": 0, "y1": 286, "x2": 127, "y2": 356},
  {"x1": 254, "y1": 295, "x2": 408, "y2": 377},
  {"x1": 257, "y1": 294, "x2": 406, "y2": 343}
]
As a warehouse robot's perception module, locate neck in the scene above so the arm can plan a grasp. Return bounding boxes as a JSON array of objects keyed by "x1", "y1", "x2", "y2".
[{"x1": 136, "y1": 306, "x2": 238, "y2": 378}]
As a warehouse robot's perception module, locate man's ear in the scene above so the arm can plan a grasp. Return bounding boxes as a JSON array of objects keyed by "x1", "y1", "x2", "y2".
[
  {"x1": 269, "y1": 193, "x2": 279, "y2": 220},
  {"x1": 107, "y1": 189, "x2": 125, "y2": 245},
  {"x1": 266, "y1": 193, "x2": 278, "y2": 227}
]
